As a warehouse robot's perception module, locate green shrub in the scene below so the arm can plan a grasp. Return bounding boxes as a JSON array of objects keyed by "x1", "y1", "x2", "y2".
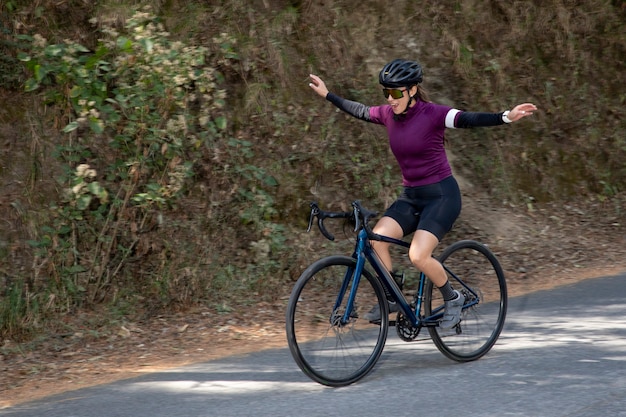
[{"x1": 18, "y1": 9, "x2": 228, "y2": 309}]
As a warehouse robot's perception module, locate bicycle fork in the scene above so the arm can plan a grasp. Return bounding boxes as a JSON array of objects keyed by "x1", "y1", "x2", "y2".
[{"x1": 333, "y1": 234, "x2": 369, "y2": 326}]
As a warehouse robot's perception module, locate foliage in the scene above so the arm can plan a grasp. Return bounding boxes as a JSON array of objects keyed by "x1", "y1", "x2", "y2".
[
  {"x1": 0, "y1": 280, "x2": 34, "y2": 338},
  {"x1": 0, "y1": 8, "x2": 27, "y2": 88},
  {"x1": 12, "y1": 9, "x2": 232, "y2": 317}
]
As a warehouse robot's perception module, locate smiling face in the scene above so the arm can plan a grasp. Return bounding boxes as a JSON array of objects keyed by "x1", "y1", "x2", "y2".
[{"x1": 383, "y1": 85, "x2": 418, "y2": 114}]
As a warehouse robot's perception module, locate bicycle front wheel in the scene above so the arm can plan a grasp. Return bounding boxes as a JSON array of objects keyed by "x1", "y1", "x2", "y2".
[
  {"x1": 425, "y1": 240, "x2": 507, "y2": 362},
  {"x1": 285, "y1": 255, "x2": 388, "y2": 387}
]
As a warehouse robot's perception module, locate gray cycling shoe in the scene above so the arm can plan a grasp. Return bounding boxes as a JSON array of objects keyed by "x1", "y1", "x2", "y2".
[
  {"x1": 440, "y1": 290, "x2": 465, "y2": 329},
  {"x1": 362, "y1": 302, "x2": 399, "y2": 322}
]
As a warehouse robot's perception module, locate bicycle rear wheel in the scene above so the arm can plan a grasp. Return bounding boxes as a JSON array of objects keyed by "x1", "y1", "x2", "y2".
[
  {"x1": 425, "y1": 240, "x2": 507, "y2": 362},
  {"x1": 286, "y1": 255, "x2": 388, "y2": 386}
]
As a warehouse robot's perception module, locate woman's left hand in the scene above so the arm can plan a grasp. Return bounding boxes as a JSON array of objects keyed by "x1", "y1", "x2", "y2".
[{"x1": 509, "y1": 103, "x2": 538, "y2": 122}]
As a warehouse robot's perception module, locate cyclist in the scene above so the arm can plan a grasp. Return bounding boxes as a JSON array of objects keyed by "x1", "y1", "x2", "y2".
[{"x1": 309, "y1": 58, "x2": 536, "y2": 328}]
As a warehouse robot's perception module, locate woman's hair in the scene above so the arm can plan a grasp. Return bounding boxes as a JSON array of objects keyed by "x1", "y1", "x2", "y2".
[{"x1": 414, "y1": 85, "x2": 431, "y2": 103}]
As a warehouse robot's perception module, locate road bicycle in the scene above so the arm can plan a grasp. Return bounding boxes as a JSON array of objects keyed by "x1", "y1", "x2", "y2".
[{"x1": 285, "y1": 200, "x2": 507, "y2": 386}]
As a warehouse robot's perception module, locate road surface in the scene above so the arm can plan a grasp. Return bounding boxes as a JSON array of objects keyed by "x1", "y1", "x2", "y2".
[{"x1": 2, "y1": 273, "x2": 625, "y2": 417}]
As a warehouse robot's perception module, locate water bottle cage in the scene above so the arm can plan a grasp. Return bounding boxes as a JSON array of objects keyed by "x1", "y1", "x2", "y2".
[
  {"x1": 392, "y1": 271, "x2": 405, "y2": 291},
  {"x1": 382, "y1": 271, "x2": 405, "y2": 302},
  {"x1": 383, "y1": 285, "x2": 394, "y2": 302}
]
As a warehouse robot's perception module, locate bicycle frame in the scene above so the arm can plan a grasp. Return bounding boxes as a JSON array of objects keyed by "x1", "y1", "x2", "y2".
[
  {"x1": 337, "y1": 227, "x2": 486, "y2": 329},
  {"x1": 336, "y1": 227, "x2": 442, "y2": 328}
]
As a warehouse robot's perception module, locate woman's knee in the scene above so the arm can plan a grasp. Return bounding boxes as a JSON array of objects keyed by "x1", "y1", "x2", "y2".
[
  {"x1": 409, "y1": 230, "x2": 439, "y2": 268},
  {"x1": 408, "y1": 247, "x2": 430, "y2": 268}
]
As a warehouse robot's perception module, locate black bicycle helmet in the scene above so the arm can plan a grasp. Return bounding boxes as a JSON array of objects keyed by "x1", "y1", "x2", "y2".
[{"x1": 379, "y1": 59, "x2": 423, "y2": 87}]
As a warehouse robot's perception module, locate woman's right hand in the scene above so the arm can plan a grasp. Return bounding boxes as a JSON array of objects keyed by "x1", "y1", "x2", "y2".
[{"x1": 309, "y1": 74, "x2": 329, "y2": 98}]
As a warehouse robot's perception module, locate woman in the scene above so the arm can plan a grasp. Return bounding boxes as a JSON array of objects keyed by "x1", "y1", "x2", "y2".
[{"x1": 309, "y1": 59, "x2": 537, "y2": 328}]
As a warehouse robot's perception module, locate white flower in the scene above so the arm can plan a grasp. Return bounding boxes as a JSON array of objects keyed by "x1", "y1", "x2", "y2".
[
  {"x1": 32, "y1": 34, "x2": 47, "y2": 48},
  {"x1": 76, "y1": 164, "x2": 89, "y2": 176},
  {"x1": 72, "y1": 182, "x2": 85, "y2": 194},
  {"x1": 76, "y1": 164, "x2": 97, "y2": 178}
]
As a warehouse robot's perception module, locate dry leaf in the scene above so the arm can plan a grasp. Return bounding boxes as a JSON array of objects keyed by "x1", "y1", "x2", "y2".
[{"x1": 118, "y1": 326, "x2": 131, "y2": 338}]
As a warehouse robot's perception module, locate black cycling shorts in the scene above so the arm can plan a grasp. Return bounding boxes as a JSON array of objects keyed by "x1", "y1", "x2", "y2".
[{"x1": 383, "y1": 176, "x2": 462, "y2": 241}]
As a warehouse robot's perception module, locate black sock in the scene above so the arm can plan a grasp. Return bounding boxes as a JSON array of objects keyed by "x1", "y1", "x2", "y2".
[{"x1": 439, "y1": 281, "x2": 457, "y2": 301}]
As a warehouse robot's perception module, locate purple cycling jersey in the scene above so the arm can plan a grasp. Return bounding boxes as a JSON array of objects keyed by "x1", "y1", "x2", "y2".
[
  {"x1": 368, "y1": 100, "x2": 456, "y2": 187},
  {"x1": 324, "y1": 91, "x2": 506, "y2": 187}
]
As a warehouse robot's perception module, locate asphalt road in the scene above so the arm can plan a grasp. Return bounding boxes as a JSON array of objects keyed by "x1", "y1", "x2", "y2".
[{"x1": 2, "y1": 273, "x2": 626, "y2": 417}]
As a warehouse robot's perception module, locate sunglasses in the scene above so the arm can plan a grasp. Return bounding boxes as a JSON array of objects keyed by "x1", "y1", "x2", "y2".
[{"x1": 382, "y1": 88, "x2": 406, "y2": 99}]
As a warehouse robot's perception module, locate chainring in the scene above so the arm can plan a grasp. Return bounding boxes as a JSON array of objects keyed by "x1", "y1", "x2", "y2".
[{"x1": 395, "y1": 312, "x2": 421, "y2": 341}]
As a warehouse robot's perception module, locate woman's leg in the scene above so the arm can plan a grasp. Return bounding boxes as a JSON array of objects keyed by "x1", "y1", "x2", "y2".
[
  {"x1": 409, "y1": 176, "x2": 462, "y2": 291},
  {"x1": 409, "y1": 229, "x2": 464, "y2": 329},
  {"x1": 408, "y1": 230, "x2": 446, "y2": 286},
  {"x1": 371, "y1": 216, "x2": 404, "y2": 271}
]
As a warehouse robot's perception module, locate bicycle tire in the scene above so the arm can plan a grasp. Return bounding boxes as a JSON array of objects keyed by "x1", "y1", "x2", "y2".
[
  {"x1": 425, "y1": 240, "x2": 507, "y2": 362},
  {"x1": 285, "y1": 255, "x2": 388, "y2": 386}
]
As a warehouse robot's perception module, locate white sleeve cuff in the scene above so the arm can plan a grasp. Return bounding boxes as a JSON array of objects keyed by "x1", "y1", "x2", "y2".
[
  {"x1": 502, "y1": 110, "x2": 512, "y2": 123},
  {"x1": 445, "y1": 109, "x2": 461, "y2": 128}
]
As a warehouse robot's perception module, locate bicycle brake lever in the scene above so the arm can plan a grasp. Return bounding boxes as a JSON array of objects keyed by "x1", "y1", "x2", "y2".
[
  {"x1": 308, "y1": 202, "x2": 335, "y2": 240},
  {"x1": 352, "y1": 204, "x2": 361, "y2": 232},
  {"x1": 307, "y1": 211, "x2": 315, "y2": 233},
  {"x1": 307, "y1": 202, "x2": 320, "y2": 232}
]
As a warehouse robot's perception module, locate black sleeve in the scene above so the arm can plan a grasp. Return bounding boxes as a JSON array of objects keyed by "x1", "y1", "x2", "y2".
[
  {"x1": 455, "y1": 111, "x2": 506, "y2": 128},
  {"x1": 326, "y1": 92, "x2": 371, "y2": 121}
]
